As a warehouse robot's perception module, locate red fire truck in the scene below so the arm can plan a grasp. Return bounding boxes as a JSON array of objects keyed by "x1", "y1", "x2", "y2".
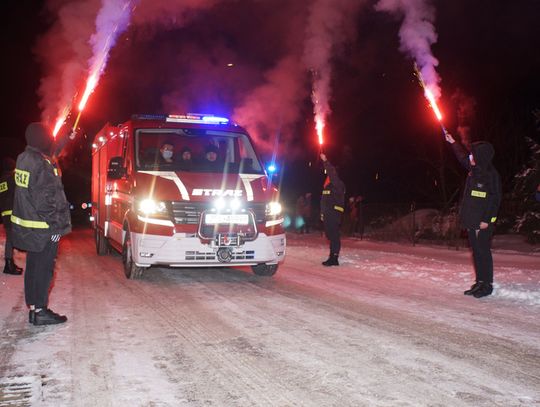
[{"x1": 91, "y1": 114, "x2": 286, "y2": 279}]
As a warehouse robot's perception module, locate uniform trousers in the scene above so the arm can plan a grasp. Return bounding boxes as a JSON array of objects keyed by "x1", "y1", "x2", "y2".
[
  {"x1": 467, "y1": 227, "x2": 494, "y2": 284},
  {"x1": 24, "y1": 239, "x2": 59, "y2": 308},
  {"x1": 3, "y1": 223, "x2": 14, "y2": 259},
  {"x1": 323, "y1": 210, "x2": 342, "y2": 255}
]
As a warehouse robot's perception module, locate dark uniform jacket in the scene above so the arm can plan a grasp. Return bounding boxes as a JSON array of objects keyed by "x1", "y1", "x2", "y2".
[
  {"x1": 11, "y1": 146, "x2": 71, "y2": 252},
  {"x1": 320, "y1": 160, "x2": 345, "y2": 219},
  {"x1": 0, "y1": 170, "x2": 15, "y2": 225},
  {"x1": 452, "y1": 141, "x2": 502, "y2": 229}
]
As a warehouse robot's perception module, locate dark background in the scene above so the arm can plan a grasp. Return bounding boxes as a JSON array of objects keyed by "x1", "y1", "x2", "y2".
[{"x1": 3, "y1": 0, "x2": 540, "y2": 218}]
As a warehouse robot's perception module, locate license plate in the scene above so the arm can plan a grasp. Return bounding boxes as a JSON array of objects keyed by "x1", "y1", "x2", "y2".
[
  {"x1": 205, "y1": 213, "x2": 249, "y2": 225},
  {"x1": 217, "y1": 234, "x2": 241, "y2": 246}
]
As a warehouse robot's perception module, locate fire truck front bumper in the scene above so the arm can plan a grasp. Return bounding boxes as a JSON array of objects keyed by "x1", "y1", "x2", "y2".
[{"x1": 130, "y1": 232, "x2": 286, "y2": 267}]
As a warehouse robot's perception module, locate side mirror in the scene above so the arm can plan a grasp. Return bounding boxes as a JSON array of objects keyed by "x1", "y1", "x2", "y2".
[{"x1": 107, "y1": 156, "x2": 126, "y2": 179}]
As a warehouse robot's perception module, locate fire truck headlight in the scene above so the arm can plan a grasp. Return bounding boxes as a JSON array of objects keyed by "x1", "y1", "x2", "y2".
[
  {"x1": 230, "y1": 198, "x2": 242, "y2": 211},
  {"x1": 138, "y1": 199, "x2": 167, "y2": 215},
  {"x1": 213, "y1": 197, "x2": 226, "y2": 210},
  {"x1": 266, "y1": 201, "x2": 282, "y2": 217}
]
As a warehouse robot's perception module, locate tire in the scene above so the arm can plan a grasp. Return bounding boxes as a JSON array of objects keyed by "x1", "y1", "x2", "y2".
[
  {"x1": 95, "y1": 228, "x2": 109, "y2": 255},
  {"x1": 251, "y1": 263, "x2": 278, "y2": 276},
  {"x1": 122, "y1": 229, "x2": 145, "y2": 279}
]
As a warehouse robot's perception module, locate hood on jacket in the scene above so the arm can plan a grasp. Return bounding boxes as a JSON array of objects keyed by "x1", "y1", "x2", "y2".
[
  {"x1": 471, "y1": 141, "x2": 494, "y2": 169},
  {"x1": 25, "y1": 122, "x2": 52, "y2": 154}
]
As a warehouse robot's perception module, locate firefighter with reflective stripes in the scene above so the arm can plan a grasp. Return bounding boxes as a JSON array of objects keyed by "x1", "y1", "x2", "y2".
[
  {"x1": 1, "y1": 157, "x2": 23, "y2": 275},
  {"x1": 446, "y1": 133, "x2": 502, "y2": 298},
  {"x1": 320, "y1": 153, "x2": 345, "y2": 266},
  {"x1": 11, "y1": 123, "x2": 71, "y2": 325}
]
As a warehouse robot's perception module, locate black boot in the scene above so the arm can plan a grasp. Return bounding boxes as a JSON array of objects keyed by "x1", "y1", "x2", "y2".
[
  {"x1": 322, "y1": 254, "x2": 339, "y2": 266},
  {"x1": 464, "y1": 281, "x2": 482, "y2": 295},
  {"x1": 3, "y1": 259, "x2": 23, "y2": 275},
  {"x1": 33, "y1": 308, "x2": 68, "y2": 326},
  {"x1": 473, "y1": 282, "x2": 493, "y2": 298}
]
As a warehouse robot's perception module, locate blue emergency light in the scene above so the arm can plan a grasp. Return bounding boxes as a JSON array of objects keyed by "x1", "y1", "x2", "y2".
[{"x1": 202, "y1": 115, "x2": 229, "y2": 124}]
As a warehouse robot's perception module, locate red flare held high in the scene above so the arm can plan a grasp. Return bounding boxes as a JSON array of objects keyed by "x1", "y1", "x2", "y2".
[
  {"x1": 316, "y1": 116, "x2": 324, "y2": 147},
  {"x1": 413, "y1": 62, "x2": 448, "y2": 136}
]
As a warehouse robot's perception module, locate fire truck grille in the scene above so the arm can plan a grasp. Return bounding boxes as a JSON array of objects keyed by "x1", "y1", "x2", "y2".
[
  {"x1": 185, "y1": 250, "x2": 255, "y2": 261},
  {"x1": 170, "y1": 202, "x2": 266, "y2": 225},
  {"x1": 171, "y1": 202, "x2": 208, "y2": 225}
]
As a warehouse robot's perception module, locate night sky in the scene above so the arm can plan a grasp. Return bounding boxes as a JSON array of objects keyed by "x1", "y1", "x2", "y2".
[{"x1": 3, "y1": 0, "x2": 540, "y2": 209}]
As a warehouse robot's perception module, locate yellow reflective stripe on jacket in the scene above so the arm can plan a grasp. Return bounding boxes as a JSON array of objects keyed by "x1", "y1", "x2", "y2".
[
  {"x1": 334, "y1": 205, "x2": 344, "y2": 212},
  {"x1": 322, "y1": 190, "x2": 331, "y2": 195},
  {"x1": 0, "y1": 181, "x2": 7, "y2": 193},
  {"x1": 471, "y1": 190, "x2": 487, "y2": 198},
  {"x1": 490, "y1": 217, "x2": 497, "y2": 223},
  {"x1": 1, "y1": 210, "x2": 12, "y2": 217},
  {"x1": 10, "y1": 215, "x2": 49, "y2": 229},
  {"x1": 14, "y1": 169, "x2": 30, "y2": 188}
]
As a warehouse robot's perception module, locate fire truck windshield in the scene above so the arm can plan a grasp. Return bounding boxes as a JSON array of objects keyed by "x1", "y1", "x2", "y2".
[{"x1": 135, "y1": 129, "x2": 264, "y2": 174}]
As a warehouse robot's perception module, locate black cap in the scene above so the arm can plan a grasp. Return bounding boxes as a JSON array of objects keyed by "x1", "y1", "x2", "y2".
[{"x1": 205, "y1": 144, "x2": 218, "y2": 154}]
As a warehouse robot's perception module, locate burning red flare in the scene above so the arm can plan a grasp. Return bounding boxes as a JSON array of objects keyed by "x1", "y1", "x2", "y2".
[
  {"x1": 316, "y1": 117, "x2": 324, "y2": 146},
  {"x1": 78, "y1": 72, "x2": 98, "y2": 112},
  {"x1": 52, "y1": 117, "x2": 65, "y2": 138},
  {"x1": 424, "y1": 87, "x2": 443, "y2": 122}
]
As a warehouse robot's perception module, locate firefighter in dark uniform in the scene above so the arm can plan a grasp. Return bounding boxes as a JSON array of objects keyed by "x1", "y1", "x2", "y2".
[
  {"x1": 1, "y1": 157, "x2": 23, "y2": 275},
  {"x1": 11, "y1": 123, "x2": 71, "y2": 325},
  {"x1": 446, "y1": 132, "x2": 502, "y2": 298},
  {"x1": 320, "y1": 153, "x2": 345, "y2": 266}
]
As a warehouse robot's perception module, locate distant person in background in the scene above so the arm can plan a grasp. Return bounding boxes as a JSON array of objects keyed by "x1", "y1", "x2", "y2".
[
  {"x1": 344, "y1": 196, "x2": 358, "y2": 236},
  {"x1": 1, "y1": 157, "x2": 23, "y2": 275},
  {"x1": 303, "y1": 193, "x2": 313, "y2": 233},
  {"x1": 445, "y1": 132, "x2": 501, "y2": 298},
  {"x1": 320, "y1": 153, "x2": 345, "y2": 266},
  {"x1": 535, "y1": 184, "x2": 540, "y2": 202},
  {"x1": 295, "y1": 194, "x2": 306, "y2": 234},
  {"x1": 354, "y1": 195, "x2": 365, "y2": 240},
  {"x1": 12, "y1": 123, "x2": 71, "y2": 325},
  {"x1": 295, "y1": 193, "x2": 312, "y2": 234}
]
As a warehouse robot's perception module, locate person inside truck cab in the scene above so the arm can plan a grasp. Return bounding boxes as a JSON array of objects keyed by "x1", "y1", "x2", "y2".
[
  {"x1": 178, "y1": 146, "x2": 193, "y2": 170},
  {"x1": 159, "y1": 142, "x2": 175, "y2": 164},
  {"x1": 203, "y1": 144, "x2": 223, "y2": 171}
]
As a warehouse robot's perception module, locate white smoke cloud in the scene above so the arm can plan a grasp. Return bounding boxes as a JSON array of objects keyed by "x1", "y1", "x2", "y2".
[
  {"x1": 375, "y1": 0, "x2": 441, "y2": 98},
  {"x1": 232, "y1": 56, "x2": 307, "y2": 154},
  {"x1": 36, "y1": 0, "x2": 101, "y2": 124},
  {"x1": 303, "y1": 0, "x2": 366, "y2": 137}
]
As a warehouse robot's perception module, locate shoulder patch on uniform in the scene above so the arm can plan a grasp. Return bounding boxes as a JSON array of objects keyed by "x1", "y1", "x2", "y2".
[
  {"x1": 0, "y1": 181, "x2": 7, "y2": 193},
  {"x1": 15, "y1": 169, "x2": 30, "y2": 188}
]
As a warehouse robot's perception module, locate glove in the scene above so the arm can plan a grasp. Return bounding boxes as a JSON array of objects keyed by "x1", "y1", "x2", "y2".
[
  {"x1": 444, "y1": 132, "x2": 455, "y2": 144},
  {"x1": 51, "y1": 234, "x2": 61, "y2": 242}
]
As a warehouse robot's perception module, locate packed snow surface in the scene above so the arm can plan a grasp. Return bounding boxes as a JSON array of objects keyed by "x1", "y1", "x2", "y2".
[{"x1": 1, "y1": 228, "x2": 539, "y2": 406}]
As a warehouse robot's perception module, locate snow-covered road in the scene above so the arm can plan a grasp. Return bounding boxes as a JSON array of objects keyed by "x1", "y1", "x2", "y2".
[{"x1": 1, "y1": 228, "x2": 539, "y2": 406}]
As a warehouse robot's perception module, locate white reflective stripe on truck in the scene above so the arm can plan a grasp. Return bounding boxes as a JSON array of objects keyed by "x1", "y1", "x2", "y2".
[
  {"x1": 239, "y1": 174, "x2": 265, "y2": 202},
  {"x1": 139, "y1": 171, "x2": 190, "y2": 201}
]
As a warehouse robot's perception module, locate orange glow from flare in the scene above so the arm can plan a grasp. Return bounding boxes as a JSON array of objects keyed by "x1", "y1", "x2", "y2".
[
  {"x1": 424, "y1": 88, "x2": 443, "y2": 121},
  {"x1": 316, "y1": 117, "x2": 324, "y2": 145},
  {"x1": 78, "y1": 73, "x2": 98, "y2": 111}
]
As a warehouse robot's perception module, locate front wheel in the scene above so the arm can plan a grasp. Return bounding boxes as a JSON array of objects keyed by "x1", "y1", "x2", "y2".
[
  {"x1": 251, "y1": 263, "x2": 278, "y2": 276},
  {"x1": 122, "y1": 229, "x2": 145, "y2": 279}
]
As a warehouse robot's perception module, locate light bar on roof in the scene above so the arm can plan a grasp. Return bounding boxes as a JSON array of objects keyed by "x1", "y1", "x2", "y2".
[
  {"x1": 132, "y1": 114, "x2": 167, "y2": 120},
  {"x1": 166, "y1": 114, "x2": 229, "y2": 124}
]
